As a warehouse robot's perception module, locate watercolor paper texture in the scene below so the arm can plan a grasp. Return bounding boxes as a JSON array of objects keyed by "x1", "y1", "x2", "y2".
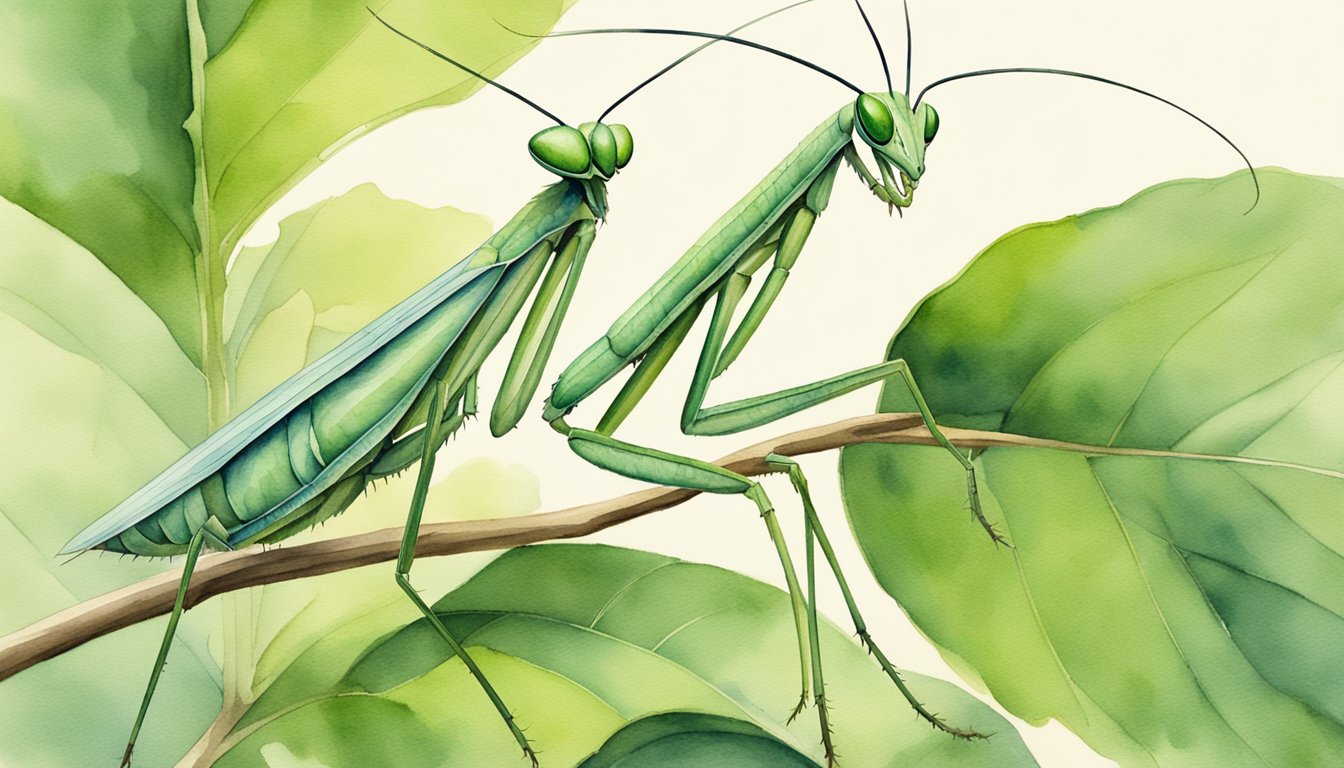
[{"x1": 0, "y1": 1, "x2": 1339, "y2": 766}]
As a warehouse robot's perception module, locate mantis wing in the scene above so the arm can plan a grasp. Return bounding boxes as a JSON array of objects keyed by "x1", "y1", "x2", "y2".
[{"x1": 60, "y1": 259, "x2": 501, "y2": 554}]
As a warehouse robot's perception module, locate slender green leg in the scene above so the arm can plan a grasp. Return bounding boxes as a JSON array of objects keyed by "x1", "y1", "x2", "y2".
[
  {"x1": 886, "y1": 362, "x2": 1003, "y2": 545},
  {"x1": 766, "y1": 453, "x2": 990, "y2": 740},
  {"x1": 560, "y1": 428, "x2": 814, "y2": 720},
  {"x1": 122, "y1": 519, "x2": 230, "y2": 767},
  {"x1": 801, "y1": 503, "x2": 836, "y2": 764},
  {"x1": 398, "y1": 378, "x2": 536, "y2": 766}
]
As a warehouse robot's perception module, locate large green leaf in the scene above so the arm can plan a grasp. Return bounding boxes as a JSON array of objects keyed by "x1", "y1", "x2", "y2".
[
  {"x1": 214, "y1": 544, "x2": 1039, "y2": 767},
  {"x1": 0, "y1": 200, "x2": 219, "y2": 766},
  {"x1": 840, "y1": 168, "x2": 1344, "y2": 766},
  {"x1": 0, "y1": 0, "x2": 575, "y2": 362},
  {"x1": 0, "y1": 0, "x2": 203, "y2": 360},
  {"x1": 578, "y1": 712, "x2": 816, "y2": 767}
]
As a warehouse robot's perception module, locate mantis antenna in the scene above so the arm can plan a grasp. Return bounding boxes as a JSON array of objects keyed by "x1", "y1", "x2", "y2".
[
  {"x1": 367, "y1": 8, "x2": 567, "y2": 126},
  {"x1": 903, "y1": 0, "x2": 913, "y2": 96},
  {"x1": 917, "y1": 67, "x2": 1261, "y2": 212},
  {"x1": 597, "y1": 0, "x2": 819, "y2": 121},
  {"x1": 852, "y1": 0, "x2": 894, "y2": 97}
]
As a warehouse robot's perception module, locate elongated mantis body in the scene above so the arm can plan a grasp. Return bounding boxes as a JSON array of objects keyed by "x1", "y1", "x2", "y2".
[
  {"x1": 538, "y1": 3, "x2": 1259, "y2": 761},
  {"x1": 58, "y1": 6, "x2": 812, "y2": 764}
]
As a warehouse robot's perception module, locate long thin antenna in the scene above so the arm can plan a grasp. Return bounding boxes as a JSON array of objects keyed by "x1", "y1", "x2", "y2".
[
  {"x1": 599, "y1": 0, "x2": 817, "y2": 121},
  {"x1": 903, "y1": 0, "x2": 913, "y2": 97},
  {"x1": 513, "y1": 27, "x2": 864, "y2": 96},
  {"x1": 853, "y1": 0, "x2": 893, "y2": 96},
  {"x1": 917, "y1": 67, "x2": 1260, "y2": 212},
  {"x1": 368, "y1": 9, "x2": 565, "y2": 125}
]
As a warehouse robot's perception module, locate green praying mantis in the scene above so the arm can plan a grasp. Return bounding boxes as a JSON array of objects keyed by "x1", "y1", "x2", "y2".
[
  {"x1": 54, "y1": 0, "x2": 1261, "y2": 765},
  {"x1": 525, "y1": 0, "x2": 1259, "y2": 762},
  {"x1": 57, "y1": 5, "x2": 814, "y2": 765}
]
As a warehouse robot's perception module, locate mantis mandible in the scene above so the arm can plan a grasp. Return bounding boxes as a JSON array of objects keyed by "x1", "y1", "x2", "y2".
[
  {"x1": 57, "y1": 5, "x2": 813, "y2": 765},
  {"x1": 535, "y1": 1, "x2": 1259, "y2": 761}
]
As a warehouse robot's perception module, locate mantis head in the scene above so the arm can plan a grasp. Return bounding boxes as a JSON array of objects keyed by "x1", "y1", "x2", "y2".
[
  {"x1": 528, "y1": 122, "x2": 634, "y2": 181},
  {"x1": 528, "y1": 122, "x2": 633, "y2": 219},
  {"x1": 851, "y1": 91, "x2": 938, "y2": 208},
  {"x1": 365, "y1": 11, "x2": 637, "y2": 217}
]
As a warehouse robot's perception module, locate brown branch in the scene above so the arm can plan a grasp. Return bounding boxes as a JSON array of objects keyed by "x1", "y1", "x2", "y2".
[{"x1": 0, "y1": 413, "x2": 1158, "y2": 681}]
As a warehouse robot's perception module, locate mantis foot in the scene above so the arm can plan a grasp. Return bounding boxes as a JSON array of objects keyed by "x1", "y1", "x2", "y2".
[
  {"x1": 815, "y1": 692, "x2": 838, "y2": 766},
  {"x1": 855, "y1": 630, "x2": 991, "y2": 741},
  {"x1": 965, "y1": 469, "x2": 1012, "y2": 547},
  {"x1": 786, "y1": 690, "x2": 810, "y2": 724}
]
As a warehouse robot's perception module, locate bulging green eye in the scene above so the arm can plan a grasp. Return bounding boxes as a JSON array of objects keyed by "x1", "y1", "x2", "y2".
[
  {"x1": 922, "y1": 103, "x2": 940, "y2": 143},
  {"x1": 529, "y1": 125, "x2": 591, "y2": 177},
  {"x1": 580, "y1": 121, "x2": 618, "y2": 178},
  {"x1": 609, "y1": 123, "x2": 634, "y2": 168},
  {"x1": 855, "y1": 93, "x2": 894, "y2": 145}
]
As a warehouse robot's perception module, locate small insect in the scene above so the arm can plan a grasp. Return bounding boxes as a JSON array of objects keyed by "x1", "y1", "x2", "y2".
[
  {"x1": 57, "y1": 5, "x2": 813, "y2": 765},
  {"x1": 535, "y1": 1, "x2": 1258, "y2": 761}
]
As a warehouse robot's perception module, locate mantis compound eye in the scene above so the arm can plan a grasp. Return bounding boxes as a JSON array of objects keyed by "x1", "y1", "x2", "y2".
[
  {"x1": 855, "y1": 93, "x2": 895, "y2": 146},
  {"x1": 580, "y1": 121, "x2": 618, "y2": 178},
  {"x1": 529, "y1": 125, "x2": 592, "y2": 177},
  {"x1": 921, "y1": 103, "x2": 940, "y2": 143},
  {"x1": 608, "y1": 124, "x2": 634, "y2": 169}
]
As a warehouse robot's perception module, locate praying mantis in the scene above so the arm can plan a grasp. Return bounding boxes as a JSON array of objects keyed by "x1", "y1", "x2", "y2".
[
  {"x1": 56, "y1": 5, "x2": 812, "y2": 765},
  {"x1": 527, "y1": 0, "x2": 1260, "y2": 762}
]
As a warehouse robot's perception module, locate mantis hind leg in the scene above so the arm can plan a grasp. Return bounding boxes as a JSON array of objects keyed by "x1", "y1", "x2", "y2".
[
  {"x1": 397, "y1": 378, "x2": 536, "y2": 766},
  {"x1": 121, "y1": 518, "x2": 230, "y2": 767},
  {"x1": 562, "y1": 429, "x2": 820, "y2": 746},
  {"x1": 764, "y1": 453, "x2": 990, "y2": 742}
]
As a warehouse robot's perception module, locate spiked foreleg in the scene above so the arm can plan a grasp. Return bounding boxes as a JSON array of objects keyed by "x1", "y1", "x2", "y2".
[
  {"x1": 492, "y1": 219, "x2": 596, "y2": 436},
  {"x1": 842, "y1": 145, "x2": 912, "y2": 209}
]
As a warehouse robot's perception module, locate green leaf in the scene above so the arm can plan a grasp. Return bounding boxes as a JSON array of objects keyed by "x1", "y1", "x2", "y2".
[
  {"x1": 840, "y1": 168, "x2": 1344, "y2": 766},
  {"x1": 214, "y1": 544, "x2": 1038, "y2": 767},
  {"x1": 0, "y1": 0, "x2": 203, "y2": 360},
  {"x1": 578, "y1": 712, "x2": 816, "y2": 767},
  {"x1": 0, "y1": 198, "x2": 200, "y2": 591},
  {"x1": 0, "y1": 201, "x2": 217, "y2": 765}
]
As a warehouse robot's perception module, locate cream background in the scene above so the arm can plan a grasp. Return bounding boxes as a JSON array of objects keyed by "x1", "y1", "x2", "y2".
[{"x1": 246, "y1": 1, "x2": 1344, "y2": 764}]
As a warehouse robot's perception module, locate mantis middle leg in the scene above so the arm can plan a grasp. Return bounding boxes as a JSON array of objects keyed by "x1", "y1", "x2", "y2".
[{"x1": 396, "y1": 378, "x2": 536, "y2": 765}]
